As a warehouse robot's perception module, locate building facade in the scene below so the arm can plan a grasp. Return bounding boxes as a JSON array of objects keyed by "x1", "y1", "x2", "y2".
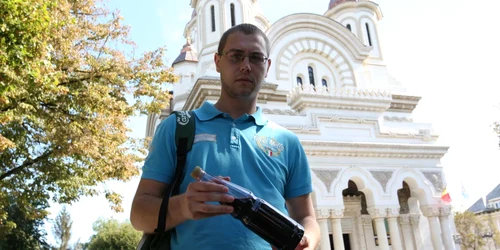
[
  {"x1": 146, "y1": 0, "x2": 459, "y2": 249},
  {"x1": 468, "y1": 184, "x2": 500, "y2": 249}
]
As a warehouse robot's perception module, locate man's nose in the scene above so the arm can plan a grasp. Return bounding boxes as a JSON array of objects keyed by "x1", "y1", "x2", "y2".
[{"x1": 239, "y1": 57, "x2": 251, "y2": 72}]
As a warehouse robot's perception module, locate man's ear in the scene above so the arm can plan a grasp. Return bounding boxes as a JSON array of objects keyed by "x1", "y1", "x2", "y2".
[
  {"x1": 265, "y1": 58, "x2": 272, "y2": 78},
  {"x1": 214, "y1": 53, "x2": 221, "y2": 73}
]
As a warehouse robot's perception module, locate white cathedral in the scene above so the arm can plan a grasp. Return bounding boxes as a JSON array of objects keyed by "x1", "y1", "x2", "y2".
[{"x1": 146, "y1": 0, "x2": 460, "y2": 249}]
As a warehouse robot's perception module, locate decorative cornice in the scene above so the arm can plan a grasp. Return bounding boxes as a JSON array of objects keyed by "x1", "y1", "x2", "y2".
[
  {"x1": 316, "y1": 208, "x2": 330, "y2": 219},
  {"x1": 369, "y1": 170, "x2": 394, "y2": 193},
  {"x1": 421, "y1": 171, "x2": 444, "y2": 193},
  {"x1": 421, "y1": 205, "x2": 441, "y2": 217},
  {"x1": 384, "y1": 116, "x2": 413, "y2": 122},
  {"x1": 386, "y1": 207, "x2": 400, "y2": 218},
  {"x1": 312, "y1": 169, "x2": 340, "y2": 191},
  {"x1": 285, "y1": 126, "x2": 321, "y2": 134},
  {"x1": 410, "y1": 214, "x2": 420, "y2": 224},
  {"x1": 367, "y1": 207, "x2": 387, "y2": 218},
  {"x1": 182, "y1": 76, "x2": 286, "y2": 110},
  {"x1": 262, "y1": 108, "x2": 302, "y2": 116},
  {"x1": 388, "y1": 94, "x2": 421, "y2": 113},
  {"x1": 361, "y1": 215, "x2": 373, "y2": 225},
  {"x1": 285, "y1": 114, "x2": 439, "y2": 141},
  {"x1": 398, "y1": 214, "x2": 411, "y2": 225},
  {"x1": 288, "y1": 87, "x2": 392, "y2": 113},
  {"x1": 343, "y1": 195, "x2": 362, "y2": 203},
  {"x1": 330, "y1": 208, "x2": 344, "y2": 218},
  {"x1": 440, "y1": 206, "x2": 452, "y2": 217},
  {"x1": 301, "y1": 141, "x2": 449, "y2": 159}
]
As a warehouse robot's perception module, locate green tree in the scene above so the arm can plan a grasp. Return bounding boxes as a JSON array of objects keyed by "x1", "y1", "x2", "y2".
[
  {"x1": 487, "y1": 214, "x2": 500, "y2": 249},
  {"x1": 53, "y1": 206, "x2": 72, "y2": 250},
  {"x1": 87, "y1": 218, "x2": 141, "y2": 250},
  {"x1": 0, "y1": 195, "x2": 51, "y2": 250},
  {"x1": 0, "y1": 0, "x2": 176, "y2": 238},
  {"x1": 454, "y1": 210, "x2": 487, "y2": 250}
]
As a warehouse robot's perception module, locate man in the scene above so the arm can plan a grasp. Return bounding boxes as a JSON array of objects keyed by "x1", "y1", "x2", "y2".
[{"x1": 130, "y1": 23, "x2": 320, "y2": 250}]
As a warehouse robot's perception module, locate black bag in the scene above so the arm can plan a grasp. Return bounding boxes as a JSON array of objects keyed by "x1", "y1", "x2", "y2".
[{"x1": 137, "y1": 111, "x2": 195, "y2": 250}]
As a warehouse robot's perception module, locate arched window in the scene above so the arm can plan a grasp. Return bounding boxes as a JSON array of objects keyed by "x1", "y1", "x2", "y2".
[
  {"x1": 346, "y1": 24, "x2": 351, "y2": 31},
  {"x1": 296, "y1": 76, "x2": 303, "y2": 86},
  {"x1": 322, "y1": 79, "x2": 328, "y2": 88},
  {"x1": 211, "y1": 5, "x2": 216, "y2": 32},
  {"x1": 308, "y1": 66, "x2": 315, "y2": 87},
  {"x1": 230, "y1": 3, "x2": 236, "y2": 27},
  {"x1": 365, "y1": 23, "x2": 372, "y2": 46}
]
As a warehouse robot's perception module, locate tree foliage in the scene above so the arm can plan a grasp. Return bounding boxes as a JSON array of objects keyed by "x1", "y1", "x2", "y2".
[
  {"x1": 0, "y1": 0, "x2": 177, "y2": 237},
  {"x1": 87, "y1": 218, "x2": 141, "y2": 250},
  {"x1": 53, "y1": 206, "x2": 73, "y2": 250},
  {"x1": 487, "y1": 214, "x2": 500, "y2": 249},
  {"x1": 0, "y1": 195, "x2": 51, "y2": 250},
  {"x1": 454, "y1": 211, "x2": 487, "y2": 250}
]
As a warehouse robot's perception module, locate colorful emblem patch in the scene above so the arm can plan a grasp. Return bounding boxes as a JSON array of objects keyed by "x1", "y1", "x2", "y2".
[{"x1": 254, "y1": 134, "x2": 284, "y2": 157}]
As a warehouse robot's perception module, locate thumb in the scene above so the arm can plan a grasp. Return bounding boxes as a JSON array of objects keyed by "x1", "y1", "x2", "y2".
[{"x1": 299, "y1": 235, "x2": 308, "y2": 246}]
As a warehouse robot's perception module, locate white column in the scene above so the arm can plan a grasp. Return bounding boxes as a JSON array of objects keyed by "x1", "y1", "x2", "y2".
[
  {"x1": 398, "y1": 214, "x2": 415, "y2": 250},
  {"x1": 368, "y1": 208, "x2": 389, "y2": 250},
  {"x1": 330, "y1": 208, "x2": 344, "y2": 250},
  {"x1": 316, "y1": 209, "x2": 331, "y2": 250},
  {"x1": 422, "y1": 205, "x2": 444, "y2": 250},
  {"x1": 349, "y1": 210, "x2": 361, "y2": 250},
  {"x1": 361, "y1": 215, "x2": 375, "y2": 250},
  {"x1": 439, "y1": 206, "x2": 456, "y2": 250},
  {"x1": 410, "y1": 214, "x2": 424, "y2": 250},
  {"x1": 386, "y1": 208, "x2": 403, "y2": 250}
]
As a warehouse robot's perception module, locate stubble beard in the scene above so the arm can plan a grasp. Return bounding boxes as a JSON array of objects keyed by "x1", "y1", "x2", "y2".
[{"x1": 221, "y1": 78, "x2": 259, "y2": 100}]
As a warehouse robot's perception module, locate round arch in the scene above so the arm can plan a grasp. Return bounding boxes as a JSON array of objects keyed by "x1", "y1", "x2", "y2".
[
  {"x1": 333, "y1": 167, "x2": 382, "y2": 208},
  {"x1": 388, "y1": 168, "x2": 436, "y2": 206}
]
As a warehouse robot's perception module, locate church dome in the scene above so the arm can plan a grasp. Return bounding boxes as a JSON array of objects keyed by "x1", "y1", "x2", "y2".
[
  {"x1": 172, "y1": 38, "x2": 198, "y2": 66},
  {"x1": 328, "y1": 0, "x2": 358, "y2": 9}
]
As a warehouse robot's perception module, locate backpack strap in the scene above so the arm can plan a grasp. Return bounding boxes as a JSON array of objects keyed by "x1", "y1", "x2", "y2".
[{"x1": 154, "y1": 110, "x2": 195, "y2": 233}]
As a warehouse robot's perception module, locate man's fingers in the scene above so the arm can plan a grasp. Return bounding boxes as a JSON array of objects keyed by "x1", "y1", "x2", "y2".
[
  {"x1": 185, "y1": 191, "x2": 234, "y2": 203},
  {"x1": 189, "y1": 180, "x2": 229, "y2": 193},
  {"x1": 218, "y1": 176, "x2": 231, "y2": 181},
  {"x1": 190, "y1": 203, "x2": 234, "y2": 220}
]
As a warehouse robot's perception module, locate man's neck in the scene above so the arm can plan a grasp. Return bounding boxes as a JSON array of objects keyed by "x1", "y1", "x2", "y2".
[{"x1": 214, "y1": 98, "x2": 257, "y2": 120}]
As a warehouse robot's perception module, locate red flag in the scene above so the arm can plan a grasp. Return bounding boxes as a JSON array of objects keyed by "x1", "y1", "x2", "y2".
[{"x1": 441, "y1": 187, "x2": 452, "y2": 203}]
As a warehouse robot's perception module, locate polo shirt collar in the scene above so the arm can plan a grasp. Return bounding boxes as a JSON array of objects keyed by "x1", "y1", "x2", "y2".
[
  {"x1": 194, "y1": 102, "x2": 222, "y2": 121},
  {"x1": 250, "y1": 106, "x2": 268, "y2": 126},
  {"x1": 194, "y1": 102, "x2": 268, "y2": 126}
]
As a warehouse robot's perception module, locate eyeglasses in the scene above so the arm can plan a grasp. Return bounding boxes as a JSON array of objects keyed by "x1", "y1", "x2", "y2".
[{"x1": 219, "y1": 51, "x2": 269, "y2": 65}]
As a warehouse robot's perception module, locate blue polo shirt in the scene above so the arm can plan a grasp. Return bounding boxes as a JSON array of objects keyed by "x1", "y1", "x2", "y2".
[{"x1": 142, "y1": 102, "x2": 312, "y2": 250}]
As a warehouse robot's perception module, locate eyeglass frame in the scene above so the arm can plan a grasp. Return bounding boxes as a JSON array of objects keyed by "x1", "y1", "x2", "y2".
[{"x1": 218, "y1": 50, "x2": 269, "y2": 65}]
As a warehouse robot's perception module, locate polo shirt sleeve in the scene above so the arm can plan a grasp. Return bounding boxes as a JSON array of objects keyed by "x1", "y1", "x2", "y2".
[
  {"x1": 141, "y1": 115, "x2": 177, "y2": 184},
  {"x1": 284, "y1": 135, "x2": 313, "y2": 199}
]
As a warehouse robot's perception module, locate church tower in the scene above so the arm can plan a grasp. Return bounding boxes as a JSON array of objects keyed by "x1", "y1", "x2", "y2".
[
  {"x1": 325, "y1": 0, "x2": 384, "y2": 62},
  {"x1": 321, "y1": 0, "x2": 399, "y2": 90},
  {"x1": 183, "y1": 0, "x2": 270, "y2": 78}
]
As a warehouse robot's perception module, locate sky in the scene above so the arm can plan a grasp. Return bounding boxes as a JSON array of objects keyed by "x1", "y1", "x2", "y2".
[{"x1": 44, "y1": 0, "x2": 500, "y2": 246}]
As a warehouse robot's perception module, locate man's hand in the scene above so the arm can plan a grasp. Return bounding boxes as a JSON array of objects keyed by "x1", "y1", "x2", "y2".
[
  {"x1": 271, "y1": 234, "x2": 310, "y2": 250},
  {"x1": 180, "y1": 177, "x2": 235, "y2": 221}
]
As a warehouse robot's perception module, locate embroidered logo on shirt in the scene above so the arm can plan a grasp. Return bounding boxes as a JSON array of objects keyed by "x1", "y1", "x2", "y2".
[
  {"x1": 194, "y1": 134, "x2": 217, "y2": 143},
  {"x1": 254, "y1": 134, "x2": 284, "y2": 157},
  {"x1": 176, "y1": 111, "x2": 191, "y2": 126}
]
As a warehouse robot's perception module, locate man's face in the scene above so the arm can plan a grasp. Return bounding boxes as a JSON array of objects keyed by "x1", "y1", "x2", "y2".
[{"x1": 214, "y1": 32, "x2": 271, "y2": 100}]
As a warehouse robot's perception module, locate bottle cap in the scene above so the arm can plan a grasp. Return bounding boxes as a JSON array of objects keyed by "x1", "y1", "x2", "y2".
[{"x1": 191, "y1": 166, "x2": 204, "y2": 179}]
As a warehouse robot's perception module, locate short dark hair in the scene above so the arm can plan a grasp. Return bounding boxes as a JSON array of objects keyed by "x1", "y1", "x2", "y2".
[{"x1": 217, "y1": 23, "x2": 270, "y2": 56}]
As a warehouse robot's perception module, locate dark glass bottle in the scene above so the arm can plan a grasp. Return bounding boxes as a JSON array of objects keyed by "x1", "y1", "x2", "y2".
[{"x1": 191, "y1": 167, "x2": 304, "y2": 250}]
